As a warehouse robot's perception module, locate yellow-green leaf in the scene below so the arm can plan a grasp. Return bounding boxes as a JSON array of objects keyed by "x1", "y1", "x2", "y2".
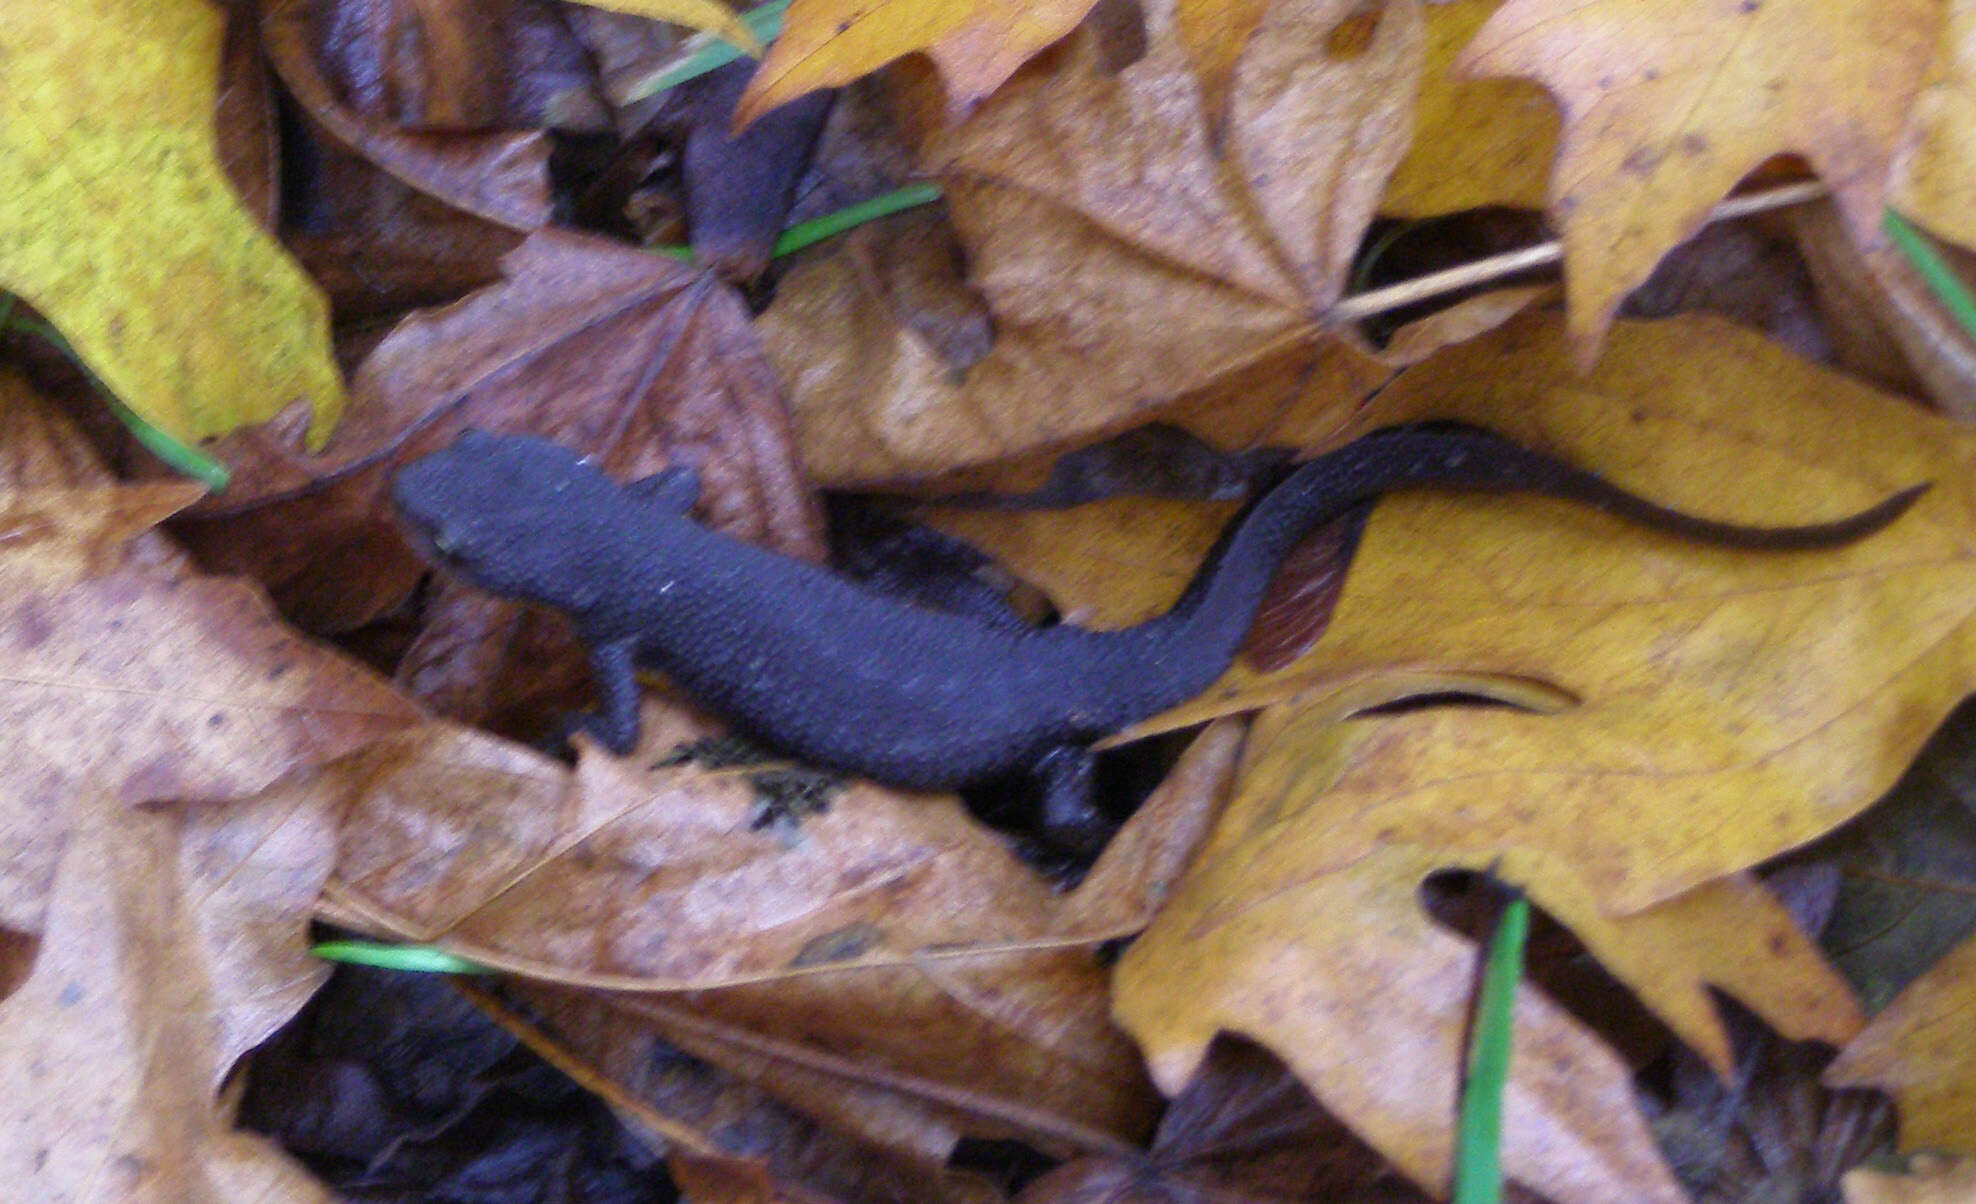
[{"x1": 0, "y1": 0, "x2": 341, "y2": 445}]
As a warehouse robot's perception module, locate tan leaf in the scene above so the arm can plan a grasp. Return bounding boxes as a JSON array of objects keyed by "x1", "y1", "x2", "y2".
[
  {"x1": 1846, "y1": 1154, "x2": 1976, "y2": 1204},
  {"x1": 0, "y1": 786, "x2": 337, "y2": 1203},
  {"x1": 325, "y1": 713, "x2": 1239, "y2": 1149},
  {"x1": 1460, "y1": 0, "x2": 1941, "y2": 362},
  {"x1": 0, "y1": 474, "x2": 421, "y2": 931},
  {"x1": 762, "y1": 0, "x2": 1422, "y2": 481}
]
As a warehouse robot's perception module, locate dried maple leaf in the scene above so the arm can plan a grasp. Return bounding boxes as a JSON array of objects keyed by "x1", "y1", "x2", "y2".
[
  {"x1": 0, "y1": 479, "x2": 420, "y2": 932},
  {"x1": 0, "y1": 0, "x2": 340, "y2": 444},
  {"x1": 760, "y1": 0, "x2": 1421, "y2": 482},
  {"x1": 1459, "y1": 0, "x2": 1942, "y2": 362}
]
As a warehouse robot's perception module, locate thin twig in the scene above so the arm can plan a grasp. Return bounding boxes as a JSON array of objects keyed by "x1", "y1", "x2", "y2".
[{"x1": 1332, "y1": 179, "x2": 1831, "y2": 323}]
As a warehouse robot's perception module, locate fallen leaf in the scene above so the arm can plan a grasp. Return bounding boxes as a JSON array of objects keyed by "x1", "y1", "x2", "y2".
[
  {"x1": 1892, "y1": 0, "x2": 1976, "y2": 252},
  {"x1": 0, "y1": 466, "x2": 421, "y2": 931},
  {"x1": 1123, "y1": 841, "x2": 1691, "y2": 1202},
  {"x1": 923, "y1": 308, "x2": 1973, "y2": 1197},
  {"x1": 0, "y1": 776, "x2": 341, "y2": 1201},
  {"x1": 761, "y1": 0, "x2": 1421, "y2": 481},
  {"x1": 352, "y1": 228, "x2": 824, "y2": 557},
  {"x1": 1018, "y1": 1035, "x2": 1397, "y2": 1202},
  {"x1": 1380, "y1": 0, "x2": 1556, "y2": 217},
  {"x1": 1847, "y1": 1154, "x2": 1976, "y2": 1204},
  {"x1": 330, "y1": 707, "x2": 1234, "y2": 985},
  {"x1": 261, "y1": 0, "x2": 553, "y2": 231},
  {"x1": 324, "y1": 711, "x2": 1239, "y2": 1152},
  {"x1": 1460, "y1": 0, "x2": 1941, "y2": 361},
  {"x1": 1829, "y1": 931, "x2": 1976, "y2": 1153},
  {"x1": 0, "y1": 0, "x2": 341, "y2": 444},
  {"x1": 735, "y1": 0, "x2": 1101, "y2": 128}
]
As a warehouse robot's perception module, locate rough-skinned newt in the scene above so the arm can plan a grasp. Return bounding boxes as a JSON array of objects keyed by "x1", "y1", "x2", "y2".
[{"x1": 392, "y1": 427, "x2": 1924, "y2": 847}]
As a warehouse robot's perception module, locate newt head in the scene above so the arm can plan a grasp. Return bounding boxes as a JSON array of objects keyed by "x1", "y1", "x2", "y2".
[{"x1": 392, "y1": 429, "x2": 627, "y2": 605}]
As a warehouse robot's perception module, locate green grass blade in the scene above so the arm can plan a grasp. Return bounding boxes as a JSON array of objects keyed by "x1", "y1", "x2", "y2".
[
  {"x1": 651, "y1": 181, "x2": 943, "y2": 265},
  {"x1": 770, "y1": 182, "x2": 943, "y2": 257},
  {"x1": 1883, "y1": 208, "x2": 1976, "y2": 342},
  {"x1": 1, "y1": 306, "x2": 229, "y2": 490},
  {"x1": 311, "y1": 940, "x2": 492, "y2": 975},
  {"x1": 623, "y1": 0, "x2": 791, "y2": 102},
  {"x1": 1453, "y1": 890, "x2": 1529, "y2": 1204}
]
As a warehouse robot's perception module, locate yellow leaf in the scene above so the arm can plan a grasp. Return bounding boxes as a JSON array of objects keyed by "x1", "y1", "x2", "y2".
[
  {"x1": 1382, "y1": 0, "x2": 1556, "y2": 217},
  {"x1": 1459, "y1": 0, "x2": 1942, "y2": 364},
  {"x1": 943, "y1": 310, "x2": 1966, "y2": 1193},
  {"x1": 1892, "y1": 0, "x2": 1976, "y2": 250},
  {"x1": 568, "y1": 0, "x2": 761, "y2": 54},
  {"x1": 0, "y1": 0, "x2": 341, "y2": 445},
  {"x1": 735, "y1": 0, "x2": 1101, "y2": 126},
  {"x1": 1830, "y1": 934, "x2": 1976, "y2": 1153}
]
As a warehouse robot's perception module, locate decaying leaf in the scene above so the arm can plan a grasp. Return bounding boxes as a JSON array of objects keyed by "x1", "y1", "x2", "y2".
[
  {"x1": 0, "y1": 479, "x2": 420, "y2": 932},
  {"x1": 0, "y1": 791, "x2": 337, "y2": 1203},
  {"x1": 323, "y1": 710, "x2": 1240, "y2": 1153},
  {"x1": 0, "y1": 0, "x2": 341, "y2": 444},
  {"x1": 261, "y1": 0, "x2": 553, "y2": 231},
  {"x1": 1460, "y1": 0, "x2": 1941, "y2": 362},
  {"x1": 761, "y1": 0, "x2": 1423, "y2": 481}
]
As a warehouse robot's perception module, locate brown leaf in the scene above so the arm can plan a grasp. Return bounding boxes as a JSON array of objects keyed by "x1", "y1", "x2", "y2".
[
  {"x1": 1018, "y1": 1035, "x2": 1401, "y2": 1202},
  {"x1": 261, "y1": 0, "x2": 552, "y2": 230},
  {"x1": 326, "y1": 712, "x2": 1239, "y2": 1152},
  {"x1": 1459, "y1": 0, "x2": 1942, "y2": 361},
  {"x1": 0, "y1": 785, "x2": 338, "y2": 1202},
  {"x1": 354, "y1": 228, "x2": 824, "y2": 557},
  {"x1": 761, "y1": 0, "x2": 1423, "y2": 482},
  {"x1": 1846, "y1": 1154, "x2": 1976, "y2": 1204},
  {"x1": 0, "y1": 477, "x2": 419, "y2": 932}
]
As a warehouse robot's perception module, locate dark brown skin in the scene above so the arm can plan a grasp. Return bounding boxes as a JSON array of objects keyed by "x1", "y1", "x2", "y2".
[{"x1": 393, "y1": 427, "x2": 1924, "y2": 848}]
